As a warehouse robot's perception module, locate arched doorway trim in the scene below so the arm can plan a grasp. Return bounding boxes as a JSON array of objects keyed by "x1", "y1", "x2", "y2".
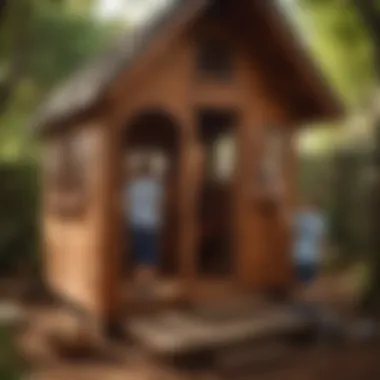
[{"x1": 122, "y1": 107, "x2": 182, "y2": 278}]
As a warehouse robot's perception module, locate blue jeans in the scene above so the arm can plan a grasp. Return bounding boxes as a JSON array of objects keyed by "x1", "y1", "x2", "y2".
[
  {"x1": 131, "y1": 227, "x2": 158, "y2": 267},
  {"x1": 295, "y1": 263, "x2": 317, "y2": 284}
]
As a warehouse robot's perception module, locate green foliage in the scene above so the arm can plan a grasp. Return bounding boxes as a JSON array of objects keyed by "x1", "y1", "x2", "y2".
[
  {"x1": 0, "y1": 0, "x2": 120, "y2": 160},
  {"x1": 330, "y1": 149, "x2": 372, "y2": 258},
  {"x1": 28, "y1": 5, "x2": 113, "y2": 92},
  {"x1": 0, "y1": 162, "x2": 40, "y2": 275},
  {"x1": 299, "y1": 146, "x2": 372, "y2": 267},
  {"x1": 297, "y1": 0, "x2": 375, "y2": 105},
  {"x1": 0, "y1": 0, "x2": 126, "y2": 278}
]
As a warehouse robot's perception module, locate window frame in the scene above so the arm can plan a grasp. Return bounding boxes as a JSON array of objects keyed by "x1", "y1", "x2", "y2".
[{"x1": 43, "y1": 131, "x2": 91, "y2": 217}]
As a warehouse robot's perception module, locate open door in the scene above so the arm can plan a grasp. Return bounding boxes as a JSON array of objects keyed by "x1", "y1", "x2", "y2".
[
  {"x1": 196, "y1": 108, "x2": 238, "y2": 277},
  {"x1": 123, "y1": 109, "x2": 180, "y2": 280}
]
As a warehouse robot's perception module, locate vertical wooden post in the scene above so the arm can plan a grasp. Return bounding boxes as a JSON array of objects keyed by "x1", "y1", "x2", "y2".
[
  {"x1": 282, "y1": 126, "x2": 297, "y2": 290},
  {"x1": 100, "y1": 113, "x2": 124, "y2": 335},
  {"x1": 178, "y1": 133, "x2": 204, "y2": 301},
  {"x1": 234, "y1": 115, "x2": 267, "y2": 290}
]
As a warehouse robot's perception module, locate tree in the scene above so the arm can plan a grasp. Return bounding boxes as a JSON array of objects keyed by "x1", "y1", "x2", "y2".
[
  {"x1": 297, "y1": 0, "x2": 375, "y2": 104},
  {"x1": 298, "y1": 0, "x2": 380, "y2": 315},
  {"x1": 350, "y1": 0, "x2": 380, "y2": 315},
  {"x1": 0, "y1": 0, "x2": 33, "y2": 115},
  {"x1": 0, "y1": 0, "x2": 118, "y2": 159}
]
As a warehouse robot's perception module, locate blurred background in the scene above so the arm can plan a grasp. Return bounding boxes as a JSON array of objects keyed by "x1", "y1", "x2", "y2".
[
  {"x1": 0, "y1": 0, "x2": 379, "y2": 324},
  {"x1": 1, "y1": 0, "x2": 380, "y2": 377}
]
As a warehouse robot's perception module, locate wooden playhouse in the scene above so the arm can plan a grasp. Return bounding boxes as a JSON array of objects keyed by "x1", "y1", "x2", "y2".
[{"x1": 31, "y1": 0, "x2": 342, "y2": 330}]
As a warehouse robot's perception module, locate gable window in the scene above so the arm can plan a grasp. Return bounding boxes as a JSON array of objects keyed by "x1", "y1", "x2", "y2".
[{"x1": 197, "y1": 39, "x2": 234, "y2": 81}]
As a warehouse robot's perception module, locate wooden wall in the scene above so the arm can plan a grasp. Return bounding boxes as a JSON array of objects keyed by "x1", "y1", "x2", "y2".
[
  {"x1": 105, "y1": 15, "x2": 296, "y2": 294},
  {"x1": 42, "y1": 8, "x2": 298, "y2": 320},
  {"x1": 42, "y1": 123, "x2": 110, "y2": 318}
]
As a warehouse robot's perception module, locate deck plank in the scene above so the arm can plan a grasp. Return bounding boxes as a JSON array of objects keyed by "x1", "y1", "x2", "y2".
[{"x1": 128, "y1": 303, "x2": 311, "y2": 355}]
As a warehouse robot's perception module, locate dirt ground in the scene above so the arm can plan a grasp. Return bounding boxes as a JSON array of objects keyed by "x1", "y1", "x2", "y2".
[
  {"x1": 8, "y1": 269, "x2": 380, "y2": 379},
  {"x1": 22, "y1": 344, "x2": 380, "y2": 380}
]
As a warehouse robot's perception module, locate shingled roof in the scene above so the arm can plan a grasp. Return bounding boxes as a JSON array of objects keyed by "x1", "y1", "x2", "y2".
[{"x1": 31, "y1": 0, "x2": 343, "y2": 135}]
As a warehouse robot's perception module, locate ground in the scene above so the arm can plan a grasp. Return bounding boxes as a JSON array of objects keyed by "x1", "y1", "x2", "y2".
[
  {"x1": 22, "y1": 341, "x2": 380, "y2": 380},
  {"x1": 4, "y1": 268, "x2": 380, "y2": 380}
]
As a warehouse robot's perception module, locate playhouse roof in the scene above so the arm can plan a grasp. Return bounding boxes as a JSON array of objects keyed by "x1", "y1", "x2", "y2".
[{"x1": 31, "y1": 0, "x2": 343, "y2": 135}]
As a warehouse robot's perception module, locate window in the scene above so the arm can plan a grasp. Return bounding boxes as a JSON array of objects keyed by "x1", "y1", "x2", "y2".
[
  {"x1": 197, "y1": 108, "x2": 237, "y2": 182},
  {"x1": 44, "y1": 130, "x2": 93, "y2": 216},
  {"x1": 197, "y1": 39, "x2": 233, "y2": 80},
  {"x1": 212, "y1": 133, "x2": 236, "y2": 182}
]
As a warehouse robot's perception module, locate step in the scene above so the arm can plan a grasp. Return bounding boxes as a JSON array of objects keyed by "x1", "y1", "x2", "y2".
[
  {"x1": 127, "y1": 305, "x2": 311, "y2": 357},
  {"x1": 18, "y1": 307, "x2": 108, "y2": 363}
]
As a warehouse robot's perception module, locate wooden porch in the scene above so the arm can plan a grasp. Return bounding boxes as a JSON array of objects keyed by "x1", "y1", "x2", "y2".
[
  {"x1": 126, "y1": 298, "x2": 310, "y2": 358},
  {"x1": 119, "y1": 278, "x2": 242, "y2": 314}
]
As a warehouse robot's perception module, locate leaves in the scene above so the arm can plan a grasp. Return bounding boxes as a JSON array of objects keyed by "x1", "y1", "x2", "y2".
[
  {"x1": 297, "y1": 0, "x2": 376, "y2": 105},
  {"x1": 0, "y1": 0, "x2": 118, "y2": 160}
]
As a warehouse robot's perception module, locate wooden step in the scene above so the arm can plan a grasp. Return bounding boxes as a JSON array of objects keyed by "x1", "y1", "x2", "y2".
[
  {"x1": 18, "y1": 307, "x2": 108, "y2": 363},
  {"x1": 127, "y1": 304, "x2": 311, "y2": 357}
]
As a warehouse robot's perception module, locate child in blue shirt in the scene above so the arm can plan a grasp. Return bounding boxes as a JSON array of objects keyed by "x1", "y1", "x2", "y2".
[
  {"x1": 125, "y1": 159, "x2": 164, "y2": 296},
  {"x1": 293, "y1": 198, "x2": 326, "y2": 285}
]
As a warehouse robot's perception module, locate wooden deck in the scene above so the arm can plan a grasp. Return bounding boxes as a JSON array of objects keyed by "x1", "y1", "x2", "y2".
[
  {"x1": 17, "y1": 272, "x2": 380, "y2": 380},
  {"x1": 127, "y1": 298, "x2": 311, "y2": 356},
  {"x1": 119, "y1": 278, "x2": 242, "y2": 314}
]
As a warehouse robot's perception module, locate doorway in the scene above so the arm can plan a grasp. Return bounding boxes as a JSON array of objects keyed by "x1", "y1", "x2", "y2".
[
  {"x1": 123, "y1": 109, "x2": 180, "y2": 278},
  {"x1": 196, "y1": 108, "x2": 238, "y2": 277}
]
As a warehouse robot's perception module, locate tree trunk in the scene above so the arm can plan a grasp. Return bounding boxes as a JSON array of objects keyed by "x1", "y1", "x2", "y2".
[{"x1": 353, "y1": 0, "x2": 380, "y2": 315}]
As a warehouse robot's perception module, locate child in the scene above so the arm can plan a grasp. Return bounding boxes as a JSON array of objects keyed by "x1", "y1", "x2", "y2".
[
  {"x1": 293, "y1": 198, "x2": 326, "y2": 294},
  {"x1": 125, "y1": 158, "x2": 163, "y2": 297}
]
